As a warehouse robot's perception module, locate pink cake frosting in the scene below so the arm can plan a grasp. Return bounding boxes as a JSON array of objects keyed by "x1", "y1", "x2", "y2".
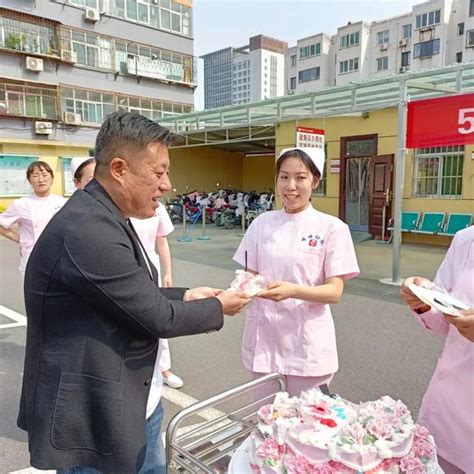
[
  {"x1": 248, "y1": 390, "x2": 437, "y2": 473},
  {"x1": 230, "y1": 269, "x2": 266, "y2": 296}
]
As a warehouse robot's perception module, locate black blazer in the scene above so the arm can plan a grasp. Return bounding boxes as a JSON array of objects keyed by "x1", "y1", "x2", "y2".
[{"x1": 18, "y1": 180, "x2": 223, "y2": 473}]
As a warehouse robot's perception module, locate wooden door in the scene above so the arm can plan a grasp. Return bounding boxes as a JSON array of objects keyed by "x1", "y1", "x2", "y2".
[{"x1": 369, "y1": 154, "x2": 393, "y2": 238}]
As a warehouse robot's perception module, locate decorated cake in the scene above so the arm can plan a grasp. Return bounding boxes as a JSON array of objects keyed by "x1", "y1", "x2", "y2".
[
  {"x1": 230, "y1": 269, "x2": 266, "y2": 296},
  {"x1": 247, "y1": 389, "x2": 438, "y2": 473}
]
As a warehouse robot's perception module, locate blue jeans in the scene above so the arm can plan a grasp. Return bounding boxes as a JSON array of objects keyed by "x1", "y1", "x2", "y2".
[{"x1": 57, "y1": 401, "x2": 166, "y2": 474}]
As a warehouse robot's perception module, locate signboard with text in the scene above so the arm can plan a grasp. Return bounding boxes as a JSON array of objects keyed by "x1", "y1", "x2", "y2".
[
  {"x1": 296, "y1": 127, "x2": 325, "y2": 150},
  {"x1": 406, "y1": 93, "x2": 474, "y2": 148}
]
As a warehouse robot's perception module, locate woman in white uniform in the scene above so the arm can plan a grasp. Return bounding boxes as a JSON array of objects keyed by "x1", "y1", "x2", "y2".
[
  {"x1": 131, "y1": 205, "x2": 184, "y2": 389},
  {"x1": 0, "y1": 161, "x2": 66, "y2": 276}
]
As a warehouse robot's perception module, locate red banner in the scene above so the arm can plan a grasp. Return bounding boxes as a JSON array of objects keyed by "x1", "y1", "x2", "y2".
[{"x1": 406, "y1": 93, "x2": 474, "y2": 148}]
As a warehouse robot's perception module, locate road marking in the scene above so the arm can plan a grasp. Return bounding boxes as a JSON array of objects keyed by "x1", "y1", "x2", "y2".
[
  {"x1": 161, "y1": 386, "x2": 225, "y2": 422},
  {"x1": 0, "y1": 305, "x2": 26, "y2": 329}
]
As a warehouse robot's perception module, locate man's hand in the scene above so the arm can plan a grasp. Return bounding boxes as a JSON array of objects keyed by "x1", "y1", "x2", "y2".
[
  {"x1": 400, "y1": 276, "x2": 432, "y2": 311},
  {"x1": 444, "y1": 309, "x2": 474, "y2": 343},
  {"x1": 216, "y1": 290, "x2": 251, "y2": 316},
  {"x1": 185, "y1": 287, "x2": 222, "y2": 301},
  {"x1": 257, "y1": 281, "x2": 296, "y2": 301}
]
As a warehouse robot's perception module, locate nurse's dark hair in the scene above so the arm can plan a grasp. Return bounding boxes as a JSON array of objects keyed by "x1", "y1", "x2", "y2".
[
  {"x1": 26, "y1": 161, "x2": 54, "y2": 181},
  {"x1": 94, "y1": 111, "x2": 174, "y2": 173},
  {"x1": 275, "y1": 149, "x2": 321, "y2": 180},
  {"x1": 74, "y1": 158, "x2": 95, "y2": 180}
]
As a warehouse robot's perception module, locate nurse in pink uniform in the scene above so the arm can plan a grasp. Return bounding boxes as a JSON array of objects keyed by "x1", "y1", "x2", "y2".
[
  {"x1": 0, "y1": 161, "x2": 66, "y2": 276},
  {"x1": 233, "y1": 148, "x2": 359, "y2": 397},
  {"x1": 400, "y1": 226, "x2": 474, "y2": 474}
]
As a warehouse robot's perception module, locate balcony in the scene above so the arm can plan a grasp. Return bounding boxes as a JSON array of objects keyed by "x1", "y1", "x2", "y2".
[{"x1": 0, "y1": 15, "x2": 59, "y2": 58}]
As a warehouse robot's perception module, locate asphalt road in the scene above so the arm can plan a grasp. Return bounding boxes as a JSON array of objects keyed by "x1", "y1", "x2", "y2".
[{"x1": 0, "y1": 229, "x2": 445, "y2": 473}]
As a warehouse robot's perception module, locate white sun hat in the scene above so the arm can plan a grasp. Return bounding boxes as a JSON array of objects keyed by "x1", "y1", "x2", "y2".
[
  {"x1": 70, "y1": 157, "x2": 94, "y2": 180},
  {"x1": 278, "y1": 147, "x2": 325, "y2": 176}
]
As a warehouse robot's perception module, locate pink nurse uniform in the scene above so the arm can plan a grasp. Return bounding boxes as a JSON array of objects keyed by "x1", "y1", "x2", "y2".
[
  {"x1": 0, "y1": 193, "x2": 66, "y2": 275},
  {"x1": 233, "y1": 205, "x2": 360, "y2": 377},
  {"x1": 413, "y1": 226, "x2": 474, "y2": 473}
]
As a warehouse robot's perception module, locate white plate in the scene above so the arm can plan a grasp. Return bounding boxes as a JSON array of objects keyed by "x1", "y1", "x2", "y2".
[
  {"x1": 408, "y1": 284, "x2": 469, "y2": 317},
  {"x1": 228, "y1": 436, "x2": 253, "y2": 473}
]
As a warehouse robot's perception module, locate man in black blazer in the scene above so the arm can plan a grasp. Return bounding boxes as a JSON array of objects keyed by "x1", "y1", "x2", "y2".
[{"x1": 18, "y1": 112, "x2": 250, "y2": 473}]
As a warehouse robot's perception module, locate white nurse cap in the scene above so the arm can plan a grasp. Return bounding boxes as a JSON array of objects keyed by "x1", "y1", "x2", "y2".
[
  {"x1": 70, "y1": 157, "x2": 94, "y2": 180},
  {"x1": 278, "y1": 147, "x2": 325, "y2": 177}
]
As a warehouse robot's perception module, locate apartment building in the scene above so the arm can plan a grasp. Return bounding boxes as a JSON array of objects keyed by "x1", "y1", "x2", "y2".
[
  {"x1": 201, "y1": 34, "x2": 287, "y2": 109},
  {"x1": 286, "y1": 0, "x2": 472, "y2": 93},
  {"x1": 0, "y1": 0, "x2": 195, "y2": 152}
]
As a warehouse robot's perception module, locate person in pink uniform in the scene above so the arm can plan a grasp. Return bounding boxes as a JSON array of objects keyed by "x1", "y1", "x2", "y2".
[
  {"x1": 70, "y1": 156, "x2": 96, "y2": 190},
  {"x1": 400, "y1": 226, "x2": 474, "y2": 474},
  {"x1": 0, "y1": 161, "x2": 66, "y2": 276},
  {"x1": 233, "y1": 148, "x2": 359, "y2": 398},
  {"x1": 131, "y1": 206, "x2": 184, "y2": 389}
]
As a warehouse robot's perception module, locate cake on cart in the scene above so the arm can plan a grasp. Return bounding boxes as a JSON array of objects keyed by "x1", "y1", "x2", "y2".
[{"x1": 165, "y1": 374, "x2": 443, "y2": 473}]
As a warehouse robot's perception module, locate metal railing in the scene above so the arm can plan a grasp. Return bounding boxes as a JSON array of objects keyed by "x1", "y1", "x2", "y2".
[{"x1": 166, "y1": 373, "x2": 286, "y2": 473}]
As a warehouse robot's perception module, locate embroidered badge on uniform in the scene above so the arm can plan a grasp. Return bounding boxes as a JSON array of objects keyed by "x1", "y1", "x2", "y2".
[{"x1": 301, "y1": 234, "x2": 324, "y2": 247}]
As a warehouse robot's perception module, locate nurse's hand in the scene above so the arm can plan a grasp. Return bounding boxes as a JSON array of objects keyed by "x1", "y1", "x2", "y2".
[
  {"x1": 444, "y1": 309, "x2": 474, "y2": 343},
  {"x1": 400, "y1": 276, "x2": 432, "y2": 312},
  {"x1": 257, "y1": 281, "x2": 296, "y2": 301}
]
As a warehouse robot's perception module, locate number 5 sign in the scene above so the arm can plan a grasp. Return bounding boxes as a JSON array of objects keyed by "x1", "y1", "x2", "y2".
[{"x1": 406, "y1": 93, "x2": 474, "y2": 147}]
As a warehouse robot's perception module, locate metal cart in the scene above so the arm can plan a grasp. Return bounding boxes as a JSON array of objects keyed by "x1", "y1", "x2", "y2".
[{"x1": 166, "y1": 373, "x2": 286, "y2": 473}]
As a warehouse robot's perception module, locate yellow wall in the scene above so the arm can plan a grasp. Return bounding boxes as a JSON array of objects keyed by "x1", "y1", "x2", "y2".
[
  {"x1": 0, "y1": 141, "x2": 91, "y2": 211},
  {"x1": 242, "y1": 155, "x2": 275, "y2": 192},
  {"x1": 168, "y1": 147, "x2": 243, "y2": 195}
]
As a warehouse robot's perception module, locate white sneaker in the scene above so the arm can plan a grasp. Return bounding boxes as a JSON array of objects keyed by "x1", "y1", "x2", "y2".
[{"x1": 163, "y1": 372, "x2": 184, "y2": 389}]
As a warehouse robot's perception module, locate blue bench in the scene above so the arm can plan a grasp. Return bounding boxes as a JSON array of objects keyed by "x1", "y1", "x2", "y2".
[
  {"x1": 412, "y1": 212, "x2": 445, "y2": 235},
  {"x1": 386, "y1": 211, "x2": 420, "y2": 243},
  {"x1": 438, "y1": 213, "x2": 472, "y2": 236}
]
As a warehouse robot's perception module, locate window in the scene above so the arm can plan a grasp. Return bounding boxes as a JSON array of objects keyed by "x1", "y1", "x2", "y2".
[
  {"x1": 291, "y1": 54, "x2": 297, "y2": 67},
  {"x1": 299, "y1": 43, "x2": 321, "y2": 59},
  {"x1": 376, "y1": 56, "x2": 388, "y2": 71},
  {"x1": 467, "y1": 30, "x2": 474, "y2": 47},
  {"x1": 470, "y1": 0, "x2": 474, "y2": 16},
  {"x1": 403, "y1": 24, "x2": 412, "y2": 39},
  {"x1": 458, "y1": 23, "x2": 465, "y2": 36},
  {"x1": 298, "y1": 67, "x2": 320, "y2": 83},
  {"x1": 111, "y1": 0, "x2": 192, "y2": 37},
  {"x1": 0, "y1": 16, "x2": 57, "y2": 56},
  {"x1": 377, "y1": 30, "x2": 389, "y2": 45},
  {"x1": 69, "y1": 0, "x2": 99, "y2": 8},
  {"x1": 456, "y1": 52, "x2": 463, "y2": 63},
  {"x1": 340, "y1": 31, "x2": 360, "y2": 49},
  {"x1": 413, "y1": 39, "x2": 440, "y2": 58},
  {"x1": 339, "y1": 57, "x2": 359, "y2": 74},
  {"x1": 401, "y1": 51, "x2": 410, "y2": 67},
  {"x1": 415, "y1": 10, "x2": 441, "y2": 29},
  {"x1": 290, "y1": 77, "x2": 296, "y2": 90},
  {"x1": 413, "y1": 146, "x2": 464, "y2": 198},
  {"x1": 0, "y1": 79, "x2": 57, "y2": 119}
]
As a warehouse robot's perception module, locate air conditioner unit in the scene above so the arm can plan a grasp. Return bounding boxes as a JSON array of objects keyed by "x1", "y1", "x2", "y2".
[
  {"x1": 399, "y1": 66, "x2": 408, "y2": 73},
  {"x1": 398, "y1": 39, "x2": 408, "y2": 47},
  {"x1": 61, "y1": 49, "x2": 78, "y2": 63},
  {"x1": 63, "y1": 112, "x2": 82, "y2": 125},
  {"x1": 379, "y1": 43, "x2": 389, "y2": 51},
  {"x1": 84, "y1": 7, "x2": 100, "y2": 22},
  {"x1": 26, "y1": 56, "x2": 43, "y2": 72},
  {"x1": 35, "y1": 121, "x2": 53, "y2": 135}
]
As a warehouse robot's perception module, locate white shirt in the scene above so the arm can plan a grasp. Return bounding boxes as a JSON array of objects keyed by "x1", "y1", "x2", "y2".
[
  {"x1": 0, "y1": 193, "x2": 67, "y2": 274},
  {"x1": 131, "y1": 204, "x2": 174, "y2": 418}
]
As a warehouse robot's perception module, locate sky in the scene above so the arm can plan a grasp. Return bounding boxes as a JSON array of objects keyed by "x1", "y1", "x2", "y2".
[{"x1": 192, "y1": 0, "x2": 423, "y2": 110}]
